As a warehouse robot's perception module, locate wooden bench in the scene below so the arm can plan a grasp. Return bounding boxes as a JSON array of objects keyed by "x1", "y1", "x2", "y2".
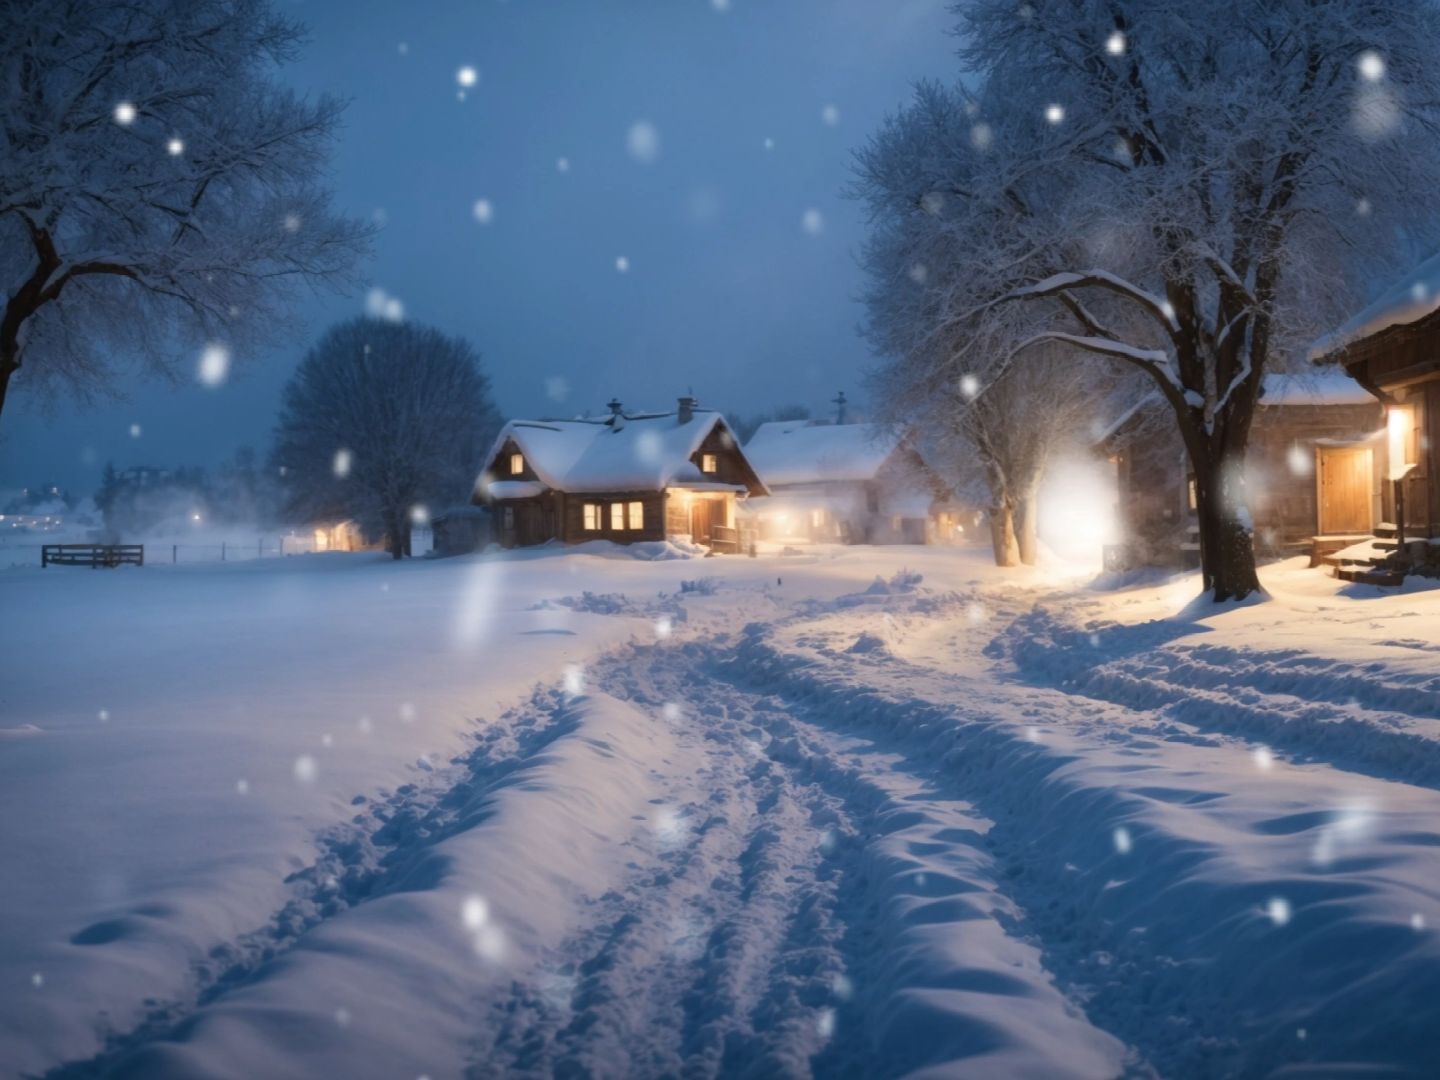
[{"x1": 41, "y1": 544, "x2": 144, "y2": 568}]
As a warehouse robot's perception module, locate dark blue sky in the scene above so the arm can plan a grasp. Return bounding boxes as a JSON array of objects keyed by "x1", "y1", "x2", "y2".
[{"x1": 3, "y1": 0, "x2": 956, "y2": 492}]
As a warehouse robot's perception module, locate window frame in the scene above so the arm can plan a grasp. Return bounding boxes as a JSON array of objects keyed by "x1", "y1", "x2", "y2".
[
  {"x1": 700, "y1": 453, "x2": 718, "y2": 474},
  {"x1": 508, "y1": 452, "x2": 524, "y2": 476},
  {"x1": 627, "y1": 500, "x2": 644, "y2": 530},
  {"x1": 610, "y1": 502, "x2": 626, "y2": 530},
  {"x1": 583, "y1": 503, "x2": 600, "y2": 531}
]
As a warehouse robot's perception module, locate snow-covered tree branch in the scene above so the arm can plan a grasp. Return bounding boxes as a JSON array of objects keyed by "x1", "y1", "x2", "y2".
[{"x1": 0, "y1": 0, "x2": 372, "y2": 422}]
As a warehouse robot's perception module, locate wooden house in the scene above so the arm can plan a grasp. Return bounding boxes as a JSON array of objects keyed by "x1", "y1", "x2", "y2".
[
  {"x1": 1098, "y1": 374, "x2": 1385, "y2": 568},
  {"x1": 1310, "y1": 253, "x2": 1440, "y2": 577},
  {"x1": 476, "y1": 396, "x2": 767, "y2": 552},
  {"x1": 741, "y1": 421, "x2": 968, "y2": 545}
]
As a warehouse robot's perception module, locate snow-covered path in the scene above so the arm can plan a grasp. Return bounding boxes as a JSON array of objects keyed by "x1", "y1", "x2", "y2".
[{"x1": 6, "y1": 550, "x2": 1440, "y2": 1078}]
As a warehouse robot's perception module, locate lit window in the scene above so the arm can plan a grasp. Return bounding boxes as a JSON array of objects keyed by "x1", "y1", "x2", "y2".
[
  {"x1": 701, "y1": 453, "x2": 718, "y2": 474},
  {"x1": 583, "y1": 503, "x2": 600, "y2": 530},
  {"x1": 509, "y1": 452, "x2": 524, "y2": 476},
  {"x1": 628, "y1": 501, "x2": 644, "y2": 529},
  {"x1": 610, "y1": 502, "x2": 626, "y2": 530},
  {"x1": 811, "y1": 509, "x2": 824, "y2": 528}
]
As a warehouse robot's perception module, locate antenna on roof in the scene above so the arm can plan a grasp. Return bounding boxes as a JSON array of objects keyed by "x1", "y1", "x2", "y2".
[{"x1": 832, "y1": 390, "x2": 848, "y2": 425}]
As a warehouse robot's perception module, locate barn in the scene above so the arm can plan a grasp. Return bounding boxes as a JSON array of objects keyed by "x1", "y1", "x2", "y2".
[
  {"x1": 742, "y1": 420, "x2": 968, "y2": 545},
  {"x1": 476, "y1": 396, "x2": 767, "y2": 553}
]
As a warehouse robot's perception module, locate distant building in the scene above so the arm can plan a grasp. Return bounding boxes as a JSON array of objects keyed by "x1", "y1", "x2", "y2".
[
  {"x1": 476, "y1": 396, "x2": 767, "y2": 553},
  {"x1": 742, "y1": 420, "x2": 967, "y2": 545}
]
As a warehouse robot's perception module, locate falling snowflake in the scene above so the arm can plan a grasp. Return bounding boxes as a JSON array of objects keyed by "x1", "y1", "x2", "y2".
[
  {"x1": 563, "y1": 664, "x2": 585, "y2": 697},
  {"x1": 365, "y1": 286, "x2": 404, "y2": 322},
  {"x1": 97, "y1": 709, "x2": 109, "y2": 722},
  {"x1": 801, "y1": 208, "x2": 824, "y2": 235},
  {"x1": 1357, "y1": 50, "x2": 1386, "y2": 82},
  {"x1": 763, "y1": 136, "x2": 775, "y2": 150},
  {"x1": 321, "y1": 733, "x2": 334, "y2": 748},
  {"x1": 333, "y1": 448, "x2": 353, "y2": 479},
  {"x1": 113, "y1": 101, "x2": 137, "y2": 126},
  {"x1": 197, "y1": 343, "x2": 230, "y2": 387},
  {"x1": 472, "y1": 198, "x2": 494, "y2": 225},
  {"x1": 399, "y1": 702, "x2": 417, "y2": 724},
  {"x1": 655, "y1": 615, "x2": 673, "y2": 639},
  {"x1": 1285, "y1": 444, "x2": 1312, "y2": 477},
  {"x1": 634, "y1": 429, "x2": 663, "y2": 463},
  {"x1": 1252, "y1": 745, "x2": 1274, "y2": 770},
  {"x1": 410, "y1": 504, "x2": 430, "y2": 526},
  {"x1": 1025, "y1": 725, "x2": 1042, "y2": 743},
  {"x1": 965, "y1": 601, "x2": 987, "y2": 625},
  {"x1": 1044, "y1": 103, "x2": 1065, "y2": 124},
  {"x1": 908, "y1": 263, "x2": 928, "y2": 285},
  {"x1": 711, "y1": 0, "x2": 731, "y2": 10},
  {"x1": 831, "y1": 972, "x2": 854, "y2": 1001},
  {"x1": 397, "y1": 42, "x2": 409, "y2": 56},
  {"x1": 294, "y1": 755, "x2": 318, "y2": 784},
  {"x1": 1412, "y1": 913, "x2": 1426, "y2": 931},
  {"x1": 544, "y1": 375, "x2": 570, "y2": 402},
  {"x1": 959, "y1": 373, "x2": 981, "y2": 399},
  {"x1": 615, "y1": 255, "x2": 630, "y2": 273},
  {"x1": 821, "y1": 103, "x2": 840, "y2": 127},
  {"x1": 456, "y1": 65, "x2": 478, "y2": 88},
  {"x1": 31, "y1": 972, "x2": 43, "y2": 989},
  {"x1": 1105, "y1": 31, "x2": 1126, "y2": 56},
  {"x1": 626, "y1": 120, "x2": 661, "y2": 163},
  {"x1": 358, "y1": 715, "x2": 372, "y2": 734},
  {"x1": 1112, "y1": 826, "x2": 1132, "y2": 854},
  {"x1": 334, "y1": 1007, "x2": 351, "y2": 1028},
  {"x1": 816, "y1": 1007, "x2": 837, "y2": 1038},
  {"x1": 1356, "y1": 197, "x2": 1372, "y2": 217},
  {"x1": 920, "y1": 191, "x2": 945, "y2": 216},
  {"x1": 166, "y1": 137, "x2": 184, "y2": 156},
  {"x1": 1267, "y1": 897, "x2": 1292, "y2": 926},
  {"x1": 969, "y1": 122, "x2": 993, "y2": 150},
  {"x1": 661, "y1": 702, "x2": 681, "y2": 722},
  {"x1": 462, "y1": 894, "x2": 489, "y2": 930},
  {"x1": 129, "y1": 423, "x2": 142, "y2": 438},
  {"x1": 236, "y1": 778, "x2": 249, "y2": 795}
]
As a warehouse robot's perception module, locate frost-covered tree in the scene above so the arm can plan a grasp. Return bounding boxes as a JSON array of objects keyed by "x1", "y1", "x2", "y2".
[
  {"x1": 272, "y1": 318, "x2": 500, "y2": 559},
  {"x1": 0, "y1": 0, "x2": 370, "y2": 423},
  {"x1": 856, "y1": 1, "x2": 1440, "y2": 599}
]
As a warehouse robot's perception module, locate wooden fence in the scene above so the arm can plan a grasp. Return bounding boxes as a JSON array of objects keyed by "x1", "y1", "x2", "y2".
[{"x1": 41, "y1": 544, "x2": 144, "y2": 568}]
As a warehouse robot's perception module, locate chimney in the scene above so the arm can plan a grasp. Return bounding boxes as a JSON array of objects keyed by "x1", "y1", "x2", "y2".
[
  {"x1": 677, "y1": 393, "x2": 698, "y2": 424},
  {"x1": 832, "y1": 390, "x2": 848, "y2": 425},
  {"x1": 606, "y1": 397, "x2": 624, "y2": 417}
]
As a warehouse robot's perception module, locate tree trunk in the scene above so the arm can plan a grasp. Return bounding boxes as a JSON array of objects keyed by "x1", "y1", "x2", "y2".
[
  {"x1": 1191, "y1": 449, "x2": 1262, "y2": 602},
  {"x1": 387, "y1": 515, "x2": 404, "y2": 560},
  {"x1": 989, "y1": 500, "x2": 1020, "y2": 567},
  {"x1": 1015, "y1": 489, "x2": 1039, "y2": 566}
]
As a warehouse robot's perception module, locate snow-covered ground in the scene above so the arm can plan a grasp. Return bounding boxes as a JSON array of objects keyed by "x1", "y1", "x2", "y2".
[{"x1": 2, "y1": 544, "x2": 1438, "y2": 1078}]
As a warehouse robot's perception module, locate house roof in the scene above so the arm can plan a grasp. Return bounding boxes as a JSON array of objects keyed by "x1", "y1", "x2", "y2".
[
  {"x1": 481, "y1": 409, "x2": 764, "y2": 496},
  {"x1": 1309, "y1": 251, "x2": 1440, "y2": 360},
  {"x1": 1260, "y1": 372, "x2": 1375, "y2": 406},
  {"x1": 744, "y1": 421, "x2": 904, "y2": 486}
]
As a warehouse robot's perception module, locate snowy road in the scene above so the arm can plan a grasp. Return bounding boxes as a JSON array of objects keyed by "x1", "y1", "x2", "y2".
[{"x1": 7, "y1": 551, "x2": 1440, "y2": 1078}]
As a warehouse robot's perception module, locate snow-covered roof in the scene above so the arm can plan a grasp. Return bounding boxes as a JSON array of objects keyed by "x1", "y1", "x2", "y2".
[
  {"x1": 1261, "y1": 372, "x2": 1375, "y2": 407},
  {"x1": 482, "y1": 409, "x2": 760, "y2": 496},
  {"x1": 1309, "y1": 252, "x2": 1440, "y2": 360},
  {"x1": 744, "y1": 421, "x2": 903, "y2": 486}
]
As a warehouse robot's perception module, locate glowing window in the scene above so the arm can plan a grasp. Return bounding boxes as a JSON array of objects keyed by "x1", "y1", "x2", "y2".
[
  {"x1": 610, "y1": 502, "x2": 626, "y2": 530},
  {"x1": 509, "y1": 452, "x2": 524, "y2": 476},
  {"x1": 583, "y1": 503, "x2": 600, "y2": 530},
  {"x1": 628, "y1": 501, "x2": 644, "y2": 529},
  {"x1": 701, "y1": 453, "x2": 718, "y2": 474}
]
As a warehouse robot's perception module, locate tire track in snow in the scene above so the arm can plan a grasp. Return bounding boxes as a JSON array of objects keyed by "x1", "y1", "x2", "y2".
[
  {"x1": 41, "y1": 685, "x2": 584, "y2": 1080},
  {"x1": 461, "y1": 639, "x2": 1139, "y2": 1079}
]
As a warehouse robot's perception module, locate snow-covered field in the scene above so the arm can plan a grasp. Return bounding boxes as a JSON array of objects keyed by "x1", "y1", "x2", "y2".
[{"x1": 2, "y1": 544, "x2": 1438, "y2": 1078}]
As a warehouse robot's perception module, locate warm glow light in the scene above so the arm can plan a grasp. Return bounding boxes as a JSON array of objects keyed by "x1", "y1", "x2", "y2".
[
  {"x1": 1038, "y1": 455, "x2": 1120, "y2": 564},
  {"x1": 1388, "y1": 405, "x2": 1416, "y2": 481}
]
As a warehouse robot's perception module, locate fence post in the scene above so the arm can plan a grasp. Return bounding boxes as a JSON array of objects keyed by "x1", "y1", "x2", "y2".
[
  {"x1": 221, "y1": 541, "x2": 226, "y2": 562},
  {"x1": 173, "y1": 544, "x2": 177, "y2": 564}
]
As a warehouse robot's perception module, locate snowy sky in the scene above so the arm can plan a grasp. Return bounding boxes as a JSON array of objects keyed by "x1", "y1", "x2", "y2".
[{"x1": 2, "y1": 0, "x2": 956, "y2": 492}]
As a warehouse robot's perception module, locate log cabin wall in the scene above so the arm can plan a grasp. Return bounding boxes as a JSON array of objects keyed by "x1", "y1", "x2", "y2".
[
  {"x1": 690, "y1": 424, "x2": 764, "y2": 492},
  {"x1": 1248, "y1": 401, "x2": 1385, "y2": 549},
  {"x1": 556, "y1": 491, "x2": 668, "y2": 544}
]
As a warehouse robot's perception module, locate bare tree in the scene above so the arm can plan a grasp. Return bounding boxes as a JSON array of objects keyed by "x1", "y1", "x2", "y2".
[
  {"x1": 272, "y1": 318, "x2": 501, "y2": 559},
  {"x1": 855, "y1": 2, "x2": 1440, "y2": 599},
  {"x1": 0, "y1": 0, "x2": 371, "y2": 423}
]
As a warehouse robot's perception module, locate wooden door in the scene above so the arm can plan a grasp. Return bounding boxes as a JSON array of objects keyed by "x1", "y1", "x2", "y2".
[
  {"x1": 1318, "y1": 447, "x2": 1373, "y2": 535},
  {"x1": 689, "y1": 499, "x2": 713, "y2": 545},
  {"x1": 515, "y1": 503, "x2": 547, "y2": 546}
]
